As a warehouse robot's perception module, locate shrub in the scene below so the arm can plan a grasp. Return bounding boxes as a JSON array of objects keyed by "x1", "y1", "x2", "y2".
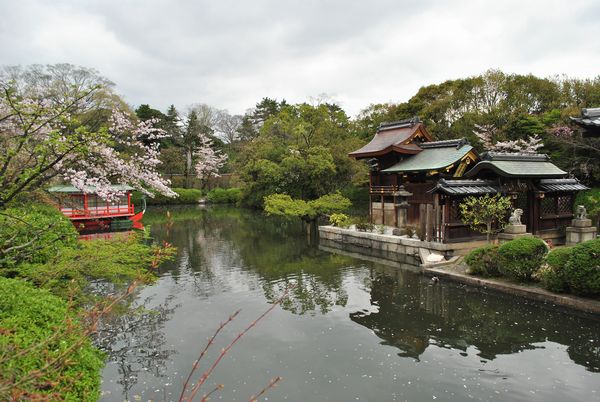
[
  {"x1": 207, "y1": 187, "x2": 242, "y2": 204},
  {"x1": 498, "y1": 237, "x2": 548, "y2": 281},
  {"x1": 538, "y1": 247, "x2": 573, "y2": 292},
  {"x1": 0, "y1": 277, "x2": 104, "y2": 400},
  {"x1": 354, "y1": 216, "x2": 374, "y2": 232},
  {"x1": 329, "y1": 213, "x2": 350, "y2": 228},
  {"x1": 563, "y1": 239, "x2": 600, "y2": 297},
  {"x1": 574, "y1": 188, "x2": 600, "y2": 226},
  {"x1": 131, "y1": 188, "x2": 202, "y2": 206},
  {"x1": 0, "y1": 204, "x2": 77, "y2": 268},
  {"x1": 465, "y1": 245, "x2": 501, "y2": 277}
]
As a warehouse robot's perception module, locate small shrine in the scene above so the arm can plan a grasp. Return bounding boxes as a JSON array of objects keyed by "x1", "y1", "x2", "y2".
[{"x1": 349, "y1": 118, "x2": 589, "y2": 244}]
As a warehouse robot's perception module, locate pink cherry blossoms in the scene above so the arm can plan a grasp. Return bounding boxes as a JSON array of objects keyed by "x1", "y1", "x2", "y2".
[
  {"x1": 0, "y1": 80, "x2": 175, "y2": 206},
  {"x1": 194, "y1": 133, "x2": 227, "y2": 185},
  {"x1": 62, "y1": 110, "x2": 177, "y2": 200}
]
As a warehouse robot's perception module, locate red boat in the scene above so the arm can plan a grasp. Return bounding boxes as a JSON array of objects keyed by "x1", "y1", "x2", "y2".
[{"x1": 48, "y1": 185, "x2": 145, "y2": 231}]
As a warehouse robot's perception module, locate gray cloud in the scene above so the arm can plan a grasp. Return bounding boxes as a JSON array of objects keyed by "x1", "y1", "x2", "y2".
[{"x1": 1, "y1": 0, "x2": 598, "y2": 116}]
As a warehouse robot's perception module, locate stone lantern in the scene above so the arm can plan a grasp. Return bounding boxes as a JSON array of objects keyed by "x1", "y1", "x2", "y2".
[{"x1": 393, "y1": 185, "x2": 413, "y2": 233}]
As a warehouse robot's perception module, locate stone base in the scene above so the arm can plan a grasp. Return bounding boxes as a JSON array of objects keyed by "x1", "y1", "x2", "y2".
[
  {"x1": 504, "y1": 224, "x2": 527, "y2": 234},
  {"x1": 498, "y1": 232, "x2": 533, "y2": 243},
  {"x1": 566, "y1": 226, "x2": 597, "y2": 246},
  {"x1": 571, "y1": 218, "x2": 593, "y2": 228}
]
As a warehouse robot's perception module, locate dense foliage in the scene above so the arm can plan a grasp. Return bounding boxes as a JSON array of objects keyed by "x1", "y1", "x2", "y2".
[
  {"x1": 264, "y1": 193, "x2": 351, "y2": 222},
  {"x1": 0, "y1": 204, "x2": 77, "y2": 268},
  {"x1": 574, "y1": 188, "x2": 600, "y2": 227},
  {"x1": 464, "y1": 244, "x2": 501, "y2": 277},
  {"x1": 132, "y1": 187, "x2": 203, "y2": 206},
  {"x1": 206, "y1": 187, "x2": 242, "y2": 204},
  {"x1": 563, "y1": 239, "x2": 600, "y2": 297},
  {"x1": 329, "y1": 213, "x2": 351, "y2": 228},
  {"x1": 0, "y1": 277, "x2": 104, "y2": 400},
  {"x1": 538, "y1": 247, "x2": 574, "y2": 293},
  {"x1": 497, "y1": 237, "x2": 548, "y2": 281},
  {"x1": 2, "y1": 235, "x2": 163, "y2": 302}
]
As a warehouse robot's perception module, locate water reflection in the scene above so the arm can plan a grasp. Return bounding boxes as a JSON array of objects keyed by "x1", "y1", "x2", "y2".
[
  {"x1": 99, "y1": 206, "x2": 600, "y2": 401},
  {"x1": 351, "y1": 266, "x2": 600, "y2": 372}
]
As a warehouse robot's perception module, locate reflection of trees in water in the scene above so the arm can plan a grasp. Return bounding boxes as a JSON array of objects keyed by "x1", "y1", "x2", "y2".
[
  {"x1": 150, "y1": 206, "x2": 352, "y2": 315},
  {"x1": 94, "y1": 293, "x2": 178, "y2": 399},
  {"x1": 352, "y1": 266, "x2": 600, "y2": 372}
]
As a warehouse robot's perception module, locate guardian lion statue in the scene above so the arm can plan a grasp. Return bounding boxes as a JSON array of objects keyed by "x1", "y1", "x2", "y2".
[
  {"x1": 576, "y1": 205, "x2": 587, "y2": 220},
  {"x1": 508, "y1": 208, "x2": 523, "y2": 225}
]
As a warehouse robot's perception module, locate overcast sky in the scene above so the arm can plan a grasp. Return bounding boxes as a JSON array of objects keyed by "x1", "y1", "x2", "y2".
[{"x1": 1, "y1": 0, "x2": 598, "y2": 116}]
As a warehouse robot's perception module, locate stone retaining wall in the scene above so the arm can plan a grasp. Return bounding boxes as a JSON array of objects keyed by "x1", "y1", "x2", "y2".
[{"x1": 318, "y1": 225, "x2": 488, "y2": 260}]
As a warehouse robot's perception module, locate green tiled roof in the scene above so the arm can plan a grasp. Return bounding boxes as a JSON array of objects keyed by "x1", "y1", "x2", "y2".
[
  {"x1": 381, "y1": 142, "x2": 473, "y2": 173},
  {"x1": 47, "y1": 184, "x2": 135, "y2": 193},
  {"x1": 465, "y1": 152, "x2": 567, "y2": 178}
]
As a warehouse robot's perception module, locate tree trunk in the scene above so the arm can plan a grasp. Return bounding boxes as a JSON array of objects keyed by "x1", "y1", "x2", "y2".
[{"x1": 185, "y1": 148, "x2": 192, "y2": 188}]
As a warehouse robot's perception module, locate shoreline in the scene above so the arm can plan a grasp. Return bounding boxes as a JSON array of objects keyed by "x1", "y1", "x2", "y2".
[{"x1": 318, "y1": 228, "x2": 600, "y2": 316}]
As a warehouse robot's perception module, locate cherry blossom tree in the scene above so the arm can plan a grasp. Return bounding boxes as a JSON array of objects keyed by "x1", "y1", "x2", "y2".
[
  {"x1": 194, "y1": 132, "x2": 227, "y2": 189},
  {"x1": 473, "y1": 123, "x2": 543, "y2": 153},
  {"x1": 0, "y1": 64, "x2": 175, "y2": 208}
]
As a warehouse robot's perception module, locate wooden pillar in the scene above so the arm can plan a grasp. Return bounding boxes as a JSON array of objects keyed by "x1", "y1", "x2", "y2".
[
  {"x1": 381, "y1": 195, "x2": 385, "y2": 225},
  {"x1": 83, "y1": 194, "x2": 88, "y2": 214},
  {"x1": 426, "y1": 204, "x2": 434, "y2": 242},
  {"x1": 434, "y1": 195, "x2": 441, "y2": 242},
  {"x1": 419, "y1": 204, "x2": 427, "y2": 240},
  {"x1": 127, "y1": 192, "x2": 132, "y2": 213}
]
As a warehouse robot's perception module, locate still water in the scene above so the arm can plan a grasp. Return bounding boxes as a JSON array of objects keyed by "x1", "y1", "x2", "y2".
[{"x1": 99, "y1": 206, "x2": 600, "y2": 402}]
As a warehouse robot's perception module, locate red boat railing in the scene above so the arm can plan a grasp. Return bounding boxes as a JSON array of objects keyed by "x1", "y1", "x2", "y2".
[{"x1": 60, "y1": 204, "x2": 135, "y2": 219}]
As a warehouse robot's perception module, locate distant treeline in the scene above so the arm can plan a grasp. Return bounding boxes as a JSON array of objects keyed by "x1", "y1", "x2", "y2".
[{"x1": 136, "y1": 69, "x2": 600, "y2": 207}]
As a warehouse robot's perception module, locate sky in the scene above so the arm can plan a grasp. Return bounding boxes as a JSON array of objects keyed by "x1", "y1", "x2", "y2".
[{"x1": 1, "y1": 0, "x2": 599, "y2": 117}]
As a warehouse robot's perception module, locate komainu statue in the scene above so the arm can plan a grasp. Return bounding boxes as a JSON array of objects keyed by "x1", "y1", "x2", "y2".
[
  {"x1": 576, "y1": 205, "x2": 587, "y2": 220},
  {"x1": 508, "y1": 208, "x2": 523, "y2": 225}
]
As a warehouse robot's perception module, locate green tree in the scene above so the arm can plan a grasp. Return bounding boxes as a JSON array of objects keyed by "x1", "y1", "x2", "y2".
[
  {"x1": 459, "y1": 194, "x2": 512, "y2": 242},
  {"x1": 264, "y1": 193, "x2": 351, "y2": 223}
]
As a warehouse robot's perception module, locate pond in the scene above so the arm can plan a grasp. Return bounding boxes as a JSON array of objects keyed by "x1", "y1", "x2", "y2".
[{"x1": 98, "y1": 206, "x2": 600, "y2": 402}]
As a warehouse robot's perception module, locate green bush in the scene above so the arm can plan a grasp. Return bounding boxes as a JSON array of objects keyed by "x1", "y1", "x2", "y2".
[
  {"x1": 0, "y1": 277, "x2": 104, "y2": 400},
  {"x1": 207, "y1": 187, "x2": 242, "y2": 204},
  {"x1": 354, "y1": 216, "x2": 374, "y2": 232},
  {"x1": 538, "y1": 247, "x2": 573, "y2": 292},
  {"x1": 498, "y1": 237, "x2": 548, "y2": 281},
  {"x1": 131, "y1": 188, "x2": 202, "y2": 206},
  {"x1": 329, "y1": 213, "x2": 350, "y2": 228},
  {"x1": 465, "y1": 245, "x2": 500, "y2": 277},
  {"x1": 563, "y1": 239, "x2": 600, "y2": 297},
  {"x1": 574, "y1": 188, "x2": 600, "y2": 226},
  {"x1": 0, "y1": 204, "x2": 77, "y2": 268},
  {"x1": 4, "y1": 235, "x2": 165, "y2": 303}
]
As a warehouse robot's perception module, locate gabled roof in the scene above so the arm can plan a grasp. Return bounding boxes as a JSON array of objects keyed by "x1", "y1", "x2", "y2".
[
  {"x1": 570, "y1": 108, "x2": 600, "y2": 128},
  {"x1": 381, "y1": 139, "x2": 474, "y2": 173},
  {"x1": 48, "y1": 184, "x2": 135, "y2": 193},
  {"x1": 464, "y1": 152, "x2": 567, "y2": 179},
  {"x1": 429, "y1": 179, "x2": 501, "y2": 195},
  {"x1": 348, "y1": 117, "x2": 432, "y2": 159}
]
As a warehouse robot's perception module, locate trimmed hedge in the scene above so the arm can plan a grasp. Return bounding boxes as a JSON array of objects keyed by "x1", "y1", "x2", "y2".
[
  {"x1": 465, "y1": 244, "x2": 500, "y2": 277},
  {"x1": 207, "y1": 187, "x2": 242, "y2": 204},
  {"x1": 498, "y1": 236, "x2": 548, "y2": 281},
  {"x1": 563, "y1": 239, "x2": 600, "y2": 297},
  {"x1": 0, "y1": 277, "x2": 104, "y2": 400},
  {"x1": 538, "y1": 247, "x2": 573, "y2": 292},
  {"x1": 131, "y1": 188, "x2": 203, "y2": 206}
]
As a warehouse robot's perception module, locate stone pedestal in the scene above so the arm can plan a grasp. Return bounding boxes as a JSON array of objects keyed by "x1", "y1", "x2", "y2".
[
  {"x1": 498, "y1": 224, "x2": 532, "y2": 243},
  {"x1": 566, "y1": 218, "x2": 597, "y2": 246}
]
